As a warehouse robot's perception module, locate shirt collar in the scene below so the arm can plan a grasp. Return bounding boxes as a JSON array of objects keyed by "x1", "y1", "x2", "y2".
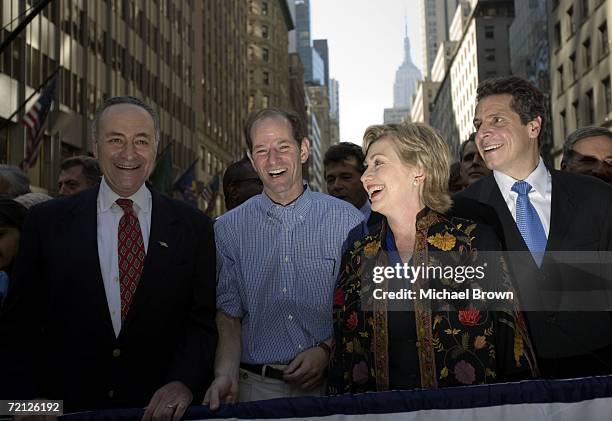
[
  {"x1": 98, "y1": 177, "x2": 152, "y2": 214},
  {"x1": 258, "y1": 184, "x2": 312, "y2": 218},
  {"x1": 493, "y1": 157, "x2": 550, "y2": 200}
]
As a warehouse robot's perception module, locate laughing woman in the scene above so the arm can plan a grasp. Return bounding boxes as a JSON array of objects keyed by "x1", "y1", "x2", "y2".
[{"x1": 327, "y1": 123, "x2": 537, "y2": 394}]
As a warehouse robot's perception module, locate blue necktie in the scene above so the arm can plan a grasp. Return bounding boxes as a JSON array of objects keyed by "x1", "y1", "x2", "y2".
[
  {"x1": 0, "y1": 270, "x2": 9, "y2": 307},
  {"x1": 511, "y1": 181, "x2": 547, "y2": 266}
]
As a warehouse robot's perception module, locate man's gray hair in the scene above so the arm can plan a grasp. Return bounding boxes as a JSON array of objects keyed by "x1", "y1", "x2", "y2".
[
  {"x1": 91, "y1": 96, "x2": 160, "y2": 143},
  {"x1": 562, "y1": 126, "x2": 612, "y2": 162},
  {"x1": 0, "y1": 165, "x2": 31, "y2": 198}
]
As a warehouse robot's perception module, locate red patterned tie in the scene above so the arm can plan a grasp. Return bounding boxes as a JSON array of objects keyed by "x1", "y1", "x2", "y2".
[{"x1": 116, "y1": 199, "x2": 146, "y2": 321}]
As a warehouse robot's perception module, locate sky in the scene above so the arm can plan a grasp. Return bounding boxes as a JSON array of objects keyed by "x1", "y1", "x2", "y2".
[{"x1": 310, "y1": 0, "x2": 423, "y2": 145}]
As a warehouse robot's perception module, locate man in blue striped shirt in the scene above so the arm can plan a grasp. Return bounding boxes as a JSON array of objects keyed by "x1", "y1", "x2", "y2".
[{"x1": 205, "y1": 108, "x2": 364, "y2": 408}]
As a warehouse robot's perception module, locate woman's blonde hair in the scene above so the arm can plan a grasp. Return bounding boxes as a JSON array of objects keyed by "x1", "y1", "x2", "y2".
[{"x1": 362, "y1": 122, "x2": 452, "y2": 213}]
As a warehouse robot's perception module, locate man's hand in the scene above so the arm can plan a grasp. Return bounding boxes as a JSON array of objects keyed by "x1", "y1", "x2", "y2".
[
  {"x1": 203, "y1": 374, "x2": 239, "y2": 411},
  {"x1": 142, "y1": 380, "x2": 193, "y2": 421},
  {"x1": 203, "y1": 311, "x2": 242, "y2": 411},
  {"x1": 283, "y1": 346, "x2": 329, "y2": 390}
]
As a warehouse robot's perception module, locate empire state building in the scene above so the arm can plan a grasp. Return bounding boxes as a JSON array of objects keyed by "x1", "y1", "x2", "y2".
[{"x1": 393, "y1": 34, "x2": 422, "y2": 111}]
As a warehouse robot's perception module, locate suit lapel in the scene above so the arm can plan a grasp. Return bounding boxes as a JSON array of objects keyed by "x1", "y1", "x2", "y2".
[
  {"x1": 70, "y1": 186, "x2": 115, "y2": 340},
  {"x1": 120, "y1": 188, "x2": 180, "y2": 335},
  {"x1": 546, "y1": 170, "x2": 573, "y2": 251},
  {"x1": 479, "y1": 174, "x2": 530, "y2": 252},
  {"x1": 478, "y1": 174, "x2": 548, "y2": 310}
]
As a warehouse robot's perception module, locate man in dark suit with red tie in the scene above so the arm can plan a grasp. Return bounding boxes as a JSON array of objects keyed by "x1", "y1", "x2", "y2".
[
  {"x1": 455, "y1": 76, "x2": 612, "y2": 379},
  {"x1": 1, "y1": 97, "x2": 217, "y2": 418}
]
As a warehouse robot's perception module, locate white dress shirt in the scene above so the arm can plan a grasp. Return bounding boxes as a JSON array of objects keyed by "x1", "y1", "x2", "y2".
[
  {"x1": 493, "y1": 157, "x2": 552, "y2": 238},
  {"x1": 97, "y1": 178, "x2": 152, "y2": 337}
]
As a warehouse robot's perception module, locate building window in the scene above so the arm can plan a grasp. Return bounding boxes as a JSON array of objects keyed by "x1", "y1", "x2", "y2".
[
  {"x1": 586, "y1": 89, "x2": 595, "y2": 125},
  {"x1": 599, "y1": 22, "x2": 609, "y2": 57},
  {"x1": 485, "y1": 25, "x2": 494, "y2": 39},
  {"x1": 248, "y1": 95, "x2": 255, "y2": 112},
  {"x1": 248, "y1": 46, "x2": 254, "y2": 59},
  {"x1": 552, "y1": 0, "x2": 560, "y2": 9},
  {"x1": 560, "y1": 110, "x2": 566, "y2": 138},
  {"x1": 583, "y1": 37, "x2": 592, "y2": 71},
  {"x1": 262, "y1": 1, "x2": 268, "y2": 15},
  {"x1": 569, "y1": 53, "x2": 577, "y2": 82},
  {"x1": 484, "y1": 48, "x2": 495, "y2": 61},
  {"x1": 262, "y1": 47, "x2": 269, "y2": 62},
  {"x1": 261, "y1": 25, "x2": 269, "y2": 39},
  {"x1": 557, "y1": 65, "x2": 564, "y2": 92},
  {"x1": 263, "y1": 71, "x2": 270, "y2": 85},
  {"x1": 572, "y1": 99, "x2": 580, "y2": 128},
  {"x1": 262, "y1": 95, "x2": 269, "y2": 107},
  {"x1": 581, "y1": 0, "x2": 590, "y2": 21},
  {"x1": 603, "y1": 77, "x2": 611, "y2": 115},
  {"x1": 566, "y1": 6, "x2": 575, "y2": 37},
  {"x1": 554, "y1": 22, "x2": 562, "y2": 49}
]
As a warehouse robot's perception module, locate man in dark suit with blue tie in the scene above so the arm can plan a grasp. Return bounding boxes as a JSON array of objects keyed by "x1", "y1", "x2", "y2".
[
  {"x1": 456, "y1": 76, "x2": 612, "y2": 379},
  {"x1": 1, "y1": 97, "x2": 217, "y2": 418}
]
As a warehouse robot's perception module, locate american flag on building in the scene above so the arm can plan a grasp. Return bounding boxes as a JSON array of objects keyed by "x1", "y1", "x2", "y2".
[{"x1": 20, "y1": 76, "x2": 57, "y2": 171}]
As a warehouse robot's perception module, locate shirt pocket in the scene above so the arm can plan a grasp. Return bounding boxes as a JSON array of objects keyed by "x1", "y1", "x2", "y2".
[{"x1": 295, "y1": 254, "x2": 337, "y2": 313}]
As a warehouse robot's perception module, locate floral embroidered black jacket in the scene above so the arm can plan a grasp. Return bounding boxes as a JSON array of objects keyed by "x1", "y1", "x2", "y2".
[{"x1": 328, "y1": 208, "x2": 538, "y2": 394}]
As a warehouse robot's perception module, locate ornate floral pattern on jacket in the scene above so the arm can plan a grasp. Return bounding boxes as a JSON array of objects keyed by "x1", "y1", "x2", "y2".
[{"x1": 328, "y1": 208, "x2": 538, "y2": 394}]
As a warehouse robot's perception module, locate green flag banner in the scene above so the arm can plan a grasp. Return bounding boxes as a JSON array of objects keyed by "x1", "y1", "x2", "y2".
[{"x1": 149, "y1": 143, "x2": 173, "y2": 194}]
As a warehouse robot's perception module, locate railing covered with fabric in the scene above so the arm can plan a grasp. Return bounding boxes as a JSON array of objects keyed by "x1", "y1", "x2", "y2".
[{"x1": 62, "y1": 375, "x2": 612, "y2": 420}]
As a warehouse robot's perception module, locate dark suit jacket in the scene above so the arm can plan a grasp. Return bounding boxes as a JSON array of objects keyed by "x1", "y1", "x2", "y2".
[
  {"x1": 453, "y1": 169, "x2": 612, "y2": 378},
  {"x1": 0, "y1": 185, "x2": 217, "y2": 412}
]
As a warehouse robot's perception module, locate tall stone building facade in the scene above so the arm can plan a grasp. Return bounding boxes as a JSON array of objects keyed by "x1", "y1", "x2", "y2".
[
  {"x1": 549, "y1": 0, "x2": 611, "y2": 165},
  {"x1": 421, "y1": 0, "x2": 459, "y2": 78},
  {"x1": 202, "y1": 0, "x2": 249, "y2": 177},
  {"x1": 0, "y1": 0, "x2": 201, "y2": 191},
  {"x1": 510, "y1": 0, "x2": 552, "y2": 162},
  {"x1": 429, "y1": 0, "x2": 514, "y2": 157},
  {"x1": 247, "y1": 0, "x2": 294, "y2": 113}
]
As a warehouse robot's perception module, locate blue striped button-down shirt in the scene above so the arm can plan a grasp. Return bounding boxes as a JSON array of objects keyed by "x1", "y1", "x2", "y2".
[{"x1": 215, "y1": 187, "x2": 364, "y2": 364}]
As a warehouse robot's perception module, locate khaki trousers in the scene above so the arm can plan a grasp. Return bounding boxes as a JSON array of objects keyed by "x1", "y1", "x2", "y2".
[{"x1": 238, "y1": 367, "x2": 326, "y2": 402}]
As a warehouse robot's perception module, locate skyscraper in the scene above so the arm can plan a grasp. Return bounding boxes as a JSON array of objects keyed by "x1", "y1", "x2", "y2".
[
  {"x1": 313, "y1": 39, "x2": 330, "y2": 87},
  {"x1": 429, "y1": 0, "x2": 514, "y2": 156},
  {"x1": 246, "y1": 0, "x2": 294, "y2": 113},
  {"x1": 295, "y1": 0, "x2": 312, "y2": 82},
  {"x1": 295, "y1": 0, "x2": 325, "y2": 85},
  {"x1": 509, "y1": 0, "x2": 551, "y2": 161},
  {"x1": 549, "y1": 0, "x2": 612, "y2": 166},
  {"x1": 421, "y1": 0, "x2": 459, "y2": 78},
  {"x1": 0, "y1": 0, "x2": 203, "y2": 191},
  {"x1": 384, "y1": 23, "x2": 422, "y2": 123},
  {"x1": 393, "y1": 35, "x2": 422, "y2": 110}
]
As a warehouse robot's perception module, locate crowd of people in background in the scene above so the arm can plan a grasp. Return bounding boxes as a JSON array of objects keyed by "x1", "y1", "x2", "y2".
[{"x1": 0, "y1": 76, "x2": 611, "y2": 417}]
